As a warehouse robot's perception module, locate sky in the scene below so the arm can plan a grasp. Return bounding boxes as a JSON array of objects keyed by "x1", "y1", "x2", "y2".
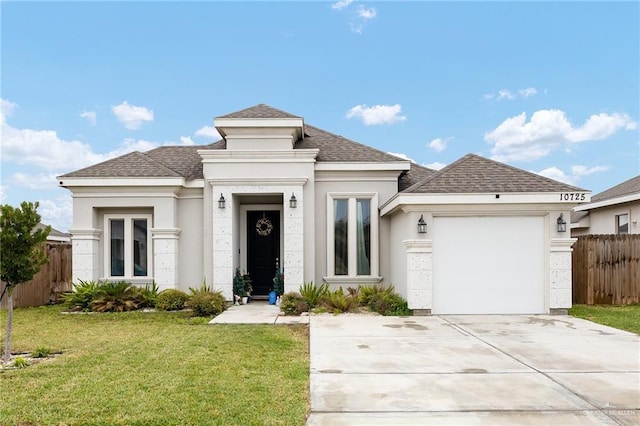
[{"x1": 1, "y1": 1, "x2": 639, "y2": 232}]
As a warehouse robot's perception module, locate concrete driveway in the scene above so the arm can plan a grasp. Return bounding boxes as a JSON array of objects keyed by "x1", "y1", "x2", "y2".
[{"x1": 307, "y1": 315, "x2": 640, "y2": 425}]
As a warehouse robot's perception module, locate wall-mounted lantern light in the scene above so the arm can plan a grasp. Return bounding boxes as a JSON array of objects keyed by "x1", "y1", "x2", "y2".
[
  {"x1": 218, "y1": 194, "x2": 226, "y2": 209},
  {"x1": 289, "y1": 194, "x2": 297, "y2": 209},
  {"x1": 557, "y1": 213, "x2": 566, "y2": 233},
  {"x1": 417, "y1": 214, "x2": 427, "y2": 234}
]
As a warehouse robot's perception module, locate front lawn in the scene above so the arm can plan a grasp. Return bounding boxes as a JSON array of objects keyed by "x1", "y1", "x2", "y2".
[
  {"x1": 569, "y1": 304, "x2": 640, "y2": 334},
  {"x1": 0, "y1": 305, "x2": 309, "y2": 425}
]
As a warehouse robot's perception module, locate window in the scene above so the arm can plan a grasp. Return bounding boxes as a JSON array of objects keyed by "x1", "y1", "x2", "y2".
[
  {"x1": 105, "y1": 214, "x2": 152, "y2": 278},
  {"x1": 327, "y1": 194, "x2": 378, "y2": 278},
  {"x1": 616, "y1": 214, "x2": 629, "y2": 234}
]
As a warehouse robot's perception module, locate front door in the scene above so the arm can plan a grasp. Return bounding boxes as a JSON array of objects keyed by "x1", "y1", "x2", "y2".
[{"x1": 247, "y1": 210, "x2": 280, "y2": 296}]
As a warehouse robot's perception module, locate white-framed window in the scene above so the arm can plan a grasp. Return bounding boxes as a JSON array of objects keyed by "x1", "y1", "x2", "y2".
[
  {"x1": 104, "y1": 214, "x2": 152, "y2": 278},
  {"x1": 616, "y1": 213, "x2": 629, "y2": 234},
  {"x1": 326, "y1": 193, "x2": 379, "y2": 279}
]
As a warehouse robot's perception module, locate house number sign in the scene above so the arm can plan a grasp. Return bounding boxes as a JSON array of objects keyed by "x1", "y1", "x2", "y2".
[{"x1": 256, "y1": 217, "x2": 273, "y2": 237}]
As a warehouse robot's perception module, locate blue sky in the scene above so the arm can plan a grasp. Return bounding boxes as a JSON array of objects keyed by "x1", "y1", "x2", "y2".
[{"x1": 1, "y1": 1, "x2": 638, "y2": 232}]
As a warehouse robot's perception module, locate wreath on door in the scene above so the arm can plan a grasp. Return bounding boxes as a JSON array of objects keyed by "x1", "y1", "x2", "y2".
[{"x1": 256, "y1": 216, "x2": 273, "y2": 237}]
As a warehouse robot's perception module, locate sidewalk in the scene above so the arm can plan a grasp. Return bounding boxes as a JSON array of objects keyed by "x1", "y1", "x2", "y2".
[{"x1": 209, "y1": 301, "x2": 309, "y2": 324}]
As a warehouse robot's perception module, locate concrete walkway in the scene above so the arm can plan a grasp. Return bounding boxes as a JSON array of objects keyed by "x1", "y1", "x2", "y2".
[
  {"x1": 307, "y1": 315, "x2": 640, "y2": 425},
  {"x1": 209, "y1": 301, "x2": 309, "y2": 324}
]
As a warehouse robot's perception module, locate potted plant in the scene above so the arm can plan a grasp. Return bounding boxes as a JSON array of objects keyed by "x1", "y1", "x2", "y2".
[
  {"x1": 242, "y1": 273, "x2": 252, "y2": 304},
  {"x1": 233, "y1": 268, "x2": 245, "y2": 305}
]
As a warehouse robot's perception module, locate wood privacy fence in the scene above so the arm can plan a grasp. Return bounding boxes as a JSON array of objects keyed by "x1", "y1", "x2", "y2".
[
  {"x1": 0, "y1": 243, "x2": 73, "y2": 309},
  {"x1": 572, "y1": 234, "x2": 640, "y2": 305}
]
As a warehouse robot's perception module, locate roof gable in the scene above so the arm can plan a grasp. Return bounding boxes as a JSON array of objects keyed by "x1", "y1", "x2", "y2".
[
  {"x1": 217, "y1": 104, "x2": 301, "y2": 119},
  {"x1": 404, "y1": 154, "x2": 586, "y2": 194}
]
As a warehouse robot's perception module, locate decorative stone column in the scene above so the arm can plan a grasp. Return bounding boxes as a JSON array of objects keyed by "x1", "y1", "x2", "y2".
[
  {"x1": 549, "y1": 238, "x2": 577, "y2": 315},
  {"x1": 283, "y1": 186, "x2": 304, "y2": 293},
  {"x1": 211, "y1": 188, "x2": 234, "y2": 300},
  {"x1": 403, "y1": 239, "x2": 433, "y2": 315},
  {"x1": 70, "y1": 229, "x2": 101, "y2": 283},
  {"x1": 152, "y1": 228, "x2": 180, "y2": 291}
]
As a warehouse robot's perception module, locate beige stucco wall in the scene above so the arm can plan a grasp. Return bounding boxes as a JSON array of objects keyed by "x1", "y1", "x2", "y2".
[
  {"x1": 572, "y1": 200, "x2": 640, "y2": 236},
  {"x1": 176, "y1": 189, "x2": 204, "y2": 291}
]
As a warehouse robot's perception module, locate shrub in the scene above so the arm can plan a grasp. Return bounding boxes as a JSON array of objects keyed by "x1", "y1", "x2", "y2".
[
  {"x1": 138, "y1": 282, "x2": 159, "y2": 308},
  {"x1": 323, "y1": 287, "x2": 357, "y2": 313},
  {"x1": 91, "y1": 281, "x2": 141, "y2": 312},
  {"x1": 187, "y1": 291, "x2": 226, "y2": 317},
  {"x1": 358, "y1": 285, "x2": 394, "y2": 307},
  {"x1": 32, "y1": 347, "x2": 51, "y2": 358},
  {"x1": 61, "y1": 280, "x2": 102, "y2": 311},
  {"x1": 189, "y1": 280, "x2": 212, "y2": 296},
  {"x1": 364, "y1": 286, "x2": 412, "y2": 316},
  {"x1": 299, "y1": 282, "x2": 328, "y2": 309},
  {"x1": 233, "y1": 268, "x2": 245, "y2": 299},
  {"x1": 280, "y1": 292, "x2": 308, "y2": 316},
  {"x1": 156, "y1": 289, "x2": 190, "y2": 311}
]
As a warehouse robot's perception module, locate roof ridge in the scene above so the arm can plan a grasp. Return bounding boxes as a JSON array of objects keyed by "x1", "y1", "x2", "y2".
[
  {"x1": 217, "y1": 103, "x2": 301, "y2": 119},
  {"x1": 136, "y1": 150, "x2": 184, "y2": 177},
  {"x1": 402, "y1": 154, "x2": 472, "y2": 193},
  {"x1": 592, "y1": 174, "x2": 640, "y2": 202}
]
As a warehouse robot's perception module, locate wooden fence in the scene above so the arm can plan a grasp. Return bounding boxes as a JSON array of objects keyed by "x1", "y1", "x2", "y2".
[
  {"x1": 0, "y1": 243, "x2": 73, "y2": 309},
  {"x1": 572, "y1": 234, "x2": 640, "y2": 305}
]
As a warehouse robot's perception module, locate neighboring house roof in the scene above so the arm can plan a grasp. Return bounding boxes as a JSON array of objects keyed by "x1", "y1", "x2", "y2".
[
  {"x1": 35, "y1": 223, "x2": 71, "y2": 242},
  {"x1": 589, "y1": 175, "x2": 640, "y2": 204},
  {"x1": 218, "y1": 103, "x2": 301, "y2": 119},
  {"x1": 403, "y1": 154, "x2": 586, "y2": 193}
]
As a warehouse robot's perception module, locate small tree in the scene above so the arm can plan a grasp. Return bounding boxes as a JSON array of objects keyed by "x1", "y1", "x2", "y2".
[{"x1": 1, "y1": 202, "x2": 50, "y2": 364}]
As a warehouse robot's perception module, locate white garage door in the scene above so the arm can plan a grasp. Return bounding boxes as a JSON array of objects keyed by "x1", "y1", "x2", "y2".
[{"x1": 432, "y1": 216, "x2": 545, "y2": 314}]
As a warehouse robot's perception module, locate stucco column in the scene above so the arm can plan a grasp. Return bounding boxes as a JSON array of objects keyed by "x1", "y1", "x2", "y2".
[
  {"x1": 403, "y1": 239, "x2": 433, "y2": 314},
  {"x1": 212, "y1": 188, "x2": 234, "y2": 300},
  {"x1": 549, "y1": 237, "x2": 577, "y2": 314},
  {"x1": 283, "y1": 186, "x2": 304, "y2": 293},
  {"x1": 152, "y1": 228, "x2": 180, "y2": 291},
  {"x1": 70, "y1": 228, "x2": 101, "y2": 283}
]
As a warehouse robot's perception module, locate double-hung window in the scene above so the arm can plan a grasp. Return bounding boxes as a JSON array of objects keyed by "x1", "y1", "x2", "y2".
[
  {"x1": 327, "y1": 193, "x2": 379, "y2": 280},
  {"x1": 105, "y1": 214, "x2": 152, "y2": 278}
]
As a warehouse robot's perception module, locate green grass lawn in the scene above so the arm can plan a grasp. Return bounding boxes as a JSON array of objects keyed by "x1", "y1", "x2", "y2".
[
  {"x1": 0, "y1": 305, "x2": 309, "y2": 425},
  {"x1": 569, "y1": 304, "x2": 640, "y2": 334}
]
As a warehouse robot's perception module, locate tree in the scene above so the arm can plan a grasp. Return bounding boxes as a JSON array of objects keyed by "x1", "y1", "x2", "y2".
[{"x1": 1, "y1": 202, "x2": 50, "y2": 364}]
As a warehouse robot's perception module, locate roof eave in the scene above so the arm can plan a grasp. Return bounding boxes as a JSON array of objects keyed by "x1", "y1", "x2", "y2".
[{"x1": 573, "y1": 192, "x2": 640, "y2": 211}]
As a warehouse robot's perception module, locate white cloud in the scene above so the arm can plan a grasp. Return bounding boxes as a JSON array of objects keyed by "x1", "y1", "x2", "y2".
[
  {"x1": 387, "y1": 152, "x2": 415, "y2": 162},
  {"x1": 357, "y1": 5, "x2": 376, "y2": 19},
  {"x1": 38, "y1": 195, "x2": 73, "y2": 232},
  {"x1": 112, "y1": 101, "x2": 154, "y2": 130},
  {"x1": 518, "y1": 87, "x2": 537, "y2": 98},
  {"x1": 534, "y1": 164, "x2": 610, "y2": 185},
  {"x1": 194, "y1": 125, "x2": 221, "y2": 139},
  {"x1": 0, "y1": 185, "x2": 6, "y2": 203},
  {"x1": 8, "y1": 172, "x2": 62, "y2": 190},
  {"x1": 486, "y1": 109, "x2": 638, "y2": 162},
  {"x1": 80, "y1": 110, "x2": 97, "y2": 125},
  {"x1": 483, "y1": 87, "x2": 538, "y2": 101},
  {"x1": 428, "y1": 137, "x2": 450, "y2": 152},
  {"x1": 346, "y1": 104, "x2": 406, "y2": 125},
  {"x1": 349, "y1": 6, "x2": 377, "y2": 34},
  {"x1": 423, "y1": 162, "x2": 447, "y2": 170},
  {"x1": 179, "y1": 136, "x2": 195, "y2": 146},
  {"x1": 331, "y1": 0, "x2": 353, "y2": 10},
  {"x1": 1, "y1": 98, "x2": 17, "y2": 123}
]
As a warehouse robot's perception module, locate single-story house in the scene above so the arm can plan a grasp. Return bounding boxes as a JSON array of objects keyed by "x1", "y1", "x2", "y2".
[
  {"x1": 58, "y1": 104, "x2": 589, "y2": 314},
  {"x1": 36, "y1": 223, "x2": 71, "y2": 243},
  {"x1": 571, "y1": 175, "x2": 639, "y2": 236}
]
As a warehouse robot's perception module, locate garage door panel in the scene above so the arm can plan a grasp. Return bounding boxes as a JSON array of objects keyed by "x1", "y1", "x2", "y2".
[{"x1": 433, "y1": 216, "x2": 545, "y2": 314}]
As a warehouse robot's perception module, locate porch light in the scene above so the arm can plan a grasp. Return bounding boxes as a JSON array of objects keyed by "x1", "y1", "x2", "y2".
[
  {"x1": 417, "y1": 214, "x2": 427, "y2": 234},
  {"x1": 218, "y1": 194, "x2": 226, "y2": 209},
  {"x1": 289, "y1": 194, "x2": 297, "y2": 209},
  {"x1": 557, "y1": 213, "x2": 566, "y2": 233}
]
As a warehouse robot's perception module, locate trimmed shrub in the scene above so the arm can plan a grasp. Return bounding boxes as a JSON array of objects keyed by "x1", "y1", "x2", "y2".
[
  {"x1": 299, "y1": 282, "x2": 328, "y2": 309},
  {"x1": 156, "y1": 289, "x2": 190, "y2": 311},
  {"x1": 365, "y1": 287, "x2": 412, "y2": 316},
  {"x1": 187, "y1": 291, "x2": 226, "y2": 317},
  {"x1": 280, "y1": 292, "x2": 308, "y2": 316},
  {"x1": 358, "y1": 285, "x2": 394, "y2": 307}
]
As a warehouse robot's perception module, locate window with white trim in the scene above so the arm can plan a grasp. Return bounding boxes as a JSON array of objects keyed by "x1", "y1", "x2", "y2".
[
  {"x1": 104, "y1": 214, "x2": 152, "y2": 278},
  {"x1": 327, "y1": 193, "x2": 379, "y2": 278},
  {"x1": 616, "y1": 214, "x2": 629, "y2": 234}
]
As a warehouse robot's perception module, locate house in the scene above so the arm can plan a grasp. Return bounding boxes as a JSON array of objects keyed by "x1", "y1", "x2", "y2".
[
  {"x1": 571, "y1": 175, "x2": 640, "y2": 236},
  {"x1": 35, "y1": 223, "x2": 71, "y2": 243},
  {"x1": 58, "y1": 104, "x2": 589, "y2": 314}
]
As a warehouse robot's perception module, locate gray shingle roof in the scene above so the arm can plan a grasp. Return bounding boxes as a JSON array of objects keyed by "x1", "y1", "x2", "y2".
[
  {"x1": 59, "y1": 151, "x2": 184, "y2": 178},
  {"x1": 399, "y1": 164, "x2": 437, "y2": 191},
  {"x1": 403, "y1": 154, "x2": 586, "y2": 194},
  {"x1": 218, "y1": 104, "x2": 301, "y2": 119},
  {"x1": 590, "y1": 175, "x2": 640, "y2": 203}
]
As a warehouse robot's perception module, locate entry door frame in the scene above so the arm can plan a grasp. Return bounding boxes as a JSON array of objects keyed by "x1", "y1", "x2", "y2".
[{"x1": 239, "y1": 204, "x2": 284, "y2": 275}]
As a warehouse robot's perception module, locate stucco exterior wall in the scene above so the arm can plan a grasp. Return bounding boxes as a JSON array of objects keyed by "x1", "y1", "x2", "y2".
[
  {"x1": 572, "y1": 200, "x2": 640, "y2": 236},
  {"x1": 176, "y1": 190, "x2": 204, "y2": 292}
]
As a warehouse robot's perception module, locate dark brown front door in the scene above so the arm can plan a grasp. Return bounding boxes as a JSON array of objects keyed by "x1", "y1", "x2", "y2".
[{"x1": 247, "y1": 210, "x2": 280, "y2": 296}]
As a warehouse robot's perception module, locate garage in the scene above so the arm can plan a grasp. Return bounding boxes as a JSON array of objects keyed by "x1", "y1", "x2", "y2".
[{"x1": 432, "y1": 216, "x2": 545, "y2": 314}]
